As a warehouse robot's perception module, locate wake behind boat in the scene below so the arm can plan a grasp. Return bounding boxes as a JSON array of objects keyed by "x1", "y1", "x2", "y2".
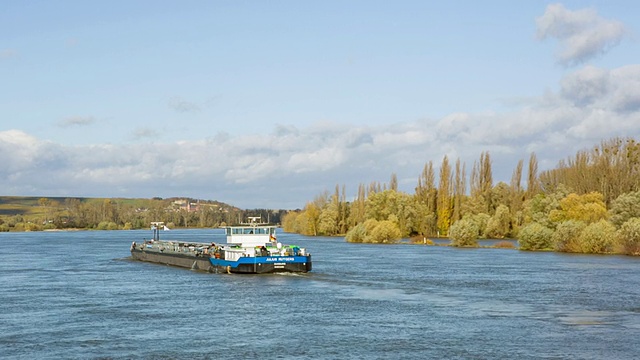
[{"x1": 130, "y1": 218, "x2": 312, "y2": 274}]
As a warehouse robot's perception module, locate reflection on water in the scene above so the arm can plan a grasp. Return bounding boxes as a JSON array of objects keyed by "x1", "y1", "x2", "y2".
[
  {"x1": 558, "y1": 310, "x2": 616, "y2": 326},
  {"x1": 1, "y1": 229, "x2": 639, "y2": 359}
]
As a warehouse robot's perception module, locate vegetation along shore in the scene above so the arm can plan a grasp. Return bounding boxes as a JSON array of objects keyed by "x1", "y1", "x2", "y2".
[{"x1": 282, "y1": 137, "x2": 640, "y2": 256}]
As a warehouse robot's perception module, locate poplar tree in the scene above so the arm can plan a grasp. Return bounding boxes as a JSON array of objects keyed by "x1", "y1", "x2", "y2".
[
  {"x1": 510, "y1": 159, "x2": 524, "y2": 222},
  {"x1": 389, "y1": 173, "x2": 398, "y2": 191},
  {"x1": 480, "y1": 151, "x2": 493, "y2": 213},
  {"x1": 437, "y1": 155, "x2": 452, "y2": 236},
  {"x1": 415, "y1": 161, "x2": 438, "y2": 235},
  {"x1": 527, "y1": 152, "x2": 540, "y2": 199},
  {"x1": 453, "y1": 158, "x2": 466, "y2": 223},
  {"x1": 348, "y1": 183, "x2": 367, "y2": 228},
  {"x1": 339, "y1": 184, "x2": 348, "y2": 234},
  {"x1": 469, "y1": 152, "x2": 492, "y2": 214}
]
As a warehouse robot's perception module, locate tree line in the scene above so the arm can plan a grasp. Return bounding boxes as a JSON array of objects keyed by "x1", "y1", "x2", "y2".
[
  {"x1": 0, "y1": 197, "x2": 287, "y2": 232},
  {"x1": 282, "y1": 137, "x2": 640, "y2": 256}
]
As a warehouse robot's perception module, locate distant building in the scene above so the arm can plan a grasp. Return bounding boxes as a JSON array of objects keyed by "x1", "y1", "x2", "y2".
[{"x1": 172, "y1": 199, "x2": 200, "y2": 212}]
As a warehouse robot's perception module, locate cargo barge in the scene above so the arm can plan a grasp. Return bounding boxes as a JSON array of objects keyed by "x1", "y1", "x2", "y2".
[{"x1": 130, "y1": 218, "x2": 312, "y2": 274}]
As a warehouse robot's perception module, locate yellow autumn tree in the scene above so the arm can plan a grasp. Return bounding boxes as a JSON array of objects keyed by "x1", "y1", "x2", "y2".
[{"x1": 549, "y1": 192, "x2": 608, "y2": 224}]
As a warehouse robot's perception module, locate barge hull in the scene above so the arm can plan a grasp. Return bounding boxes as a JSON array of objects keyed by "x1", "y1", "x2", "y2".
[
  {"x1": 209, "y1": 254, "x2": 312, "y2": 274},
  {"x1": 131, "y1": 249, "x2": 214, "y2": 273},
  {"x1": 215, "y1": 260, "x2": 312, "y2": 274},
  {"x1": 131, "y1": 249, "x2": 312, "y2": 274}
]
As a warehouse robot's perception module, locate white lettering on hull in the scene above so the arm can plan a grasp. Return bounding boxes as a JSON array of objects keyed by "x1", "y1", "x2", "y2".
[{"x1": 265, "y1": 257, "x2": 295, "y2": 262}]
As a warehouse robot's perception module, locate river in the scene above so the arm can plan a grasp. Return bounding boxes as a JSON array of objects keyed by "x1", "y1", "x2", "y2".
[{"x1": 1, "y1": 229, "x2": 639, "y2": 359}]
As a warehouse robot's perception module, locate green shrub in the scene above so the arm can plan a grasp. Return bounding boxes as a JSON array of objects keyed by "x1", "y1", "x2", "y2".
[
  {"x1": 97, "y1": 221, "x2": 119, "y2": 230},
  {"x1": 0, "y1": 224, "x2": 9, "y2": 232},
  {"x1": 10, "y1": 222, "x2": 43, "y2": 232},
  {"x1": 107, "y1": 222, "x2": 119, "y2": 230},
  {"x1": 553, "y1": 220, "x2": 587, "y2": 253},
  {"x1": 368, "y1": 220, "x2": 402, "y2": 243},
  {"x1": 43, "y1": 222, "x2": 57, "y2": 230},
  {"x1": 469, "y1": 213, "x2": 490, "y2": 238},
  {"x1": 609, "y1": 191, "x2": 640, "y2": 227},
  {"x1": 7, "y1": 215, "x2": 23, "y2": 227},
  {"x1": 518, "y1": 222, "x2": 553, "y2": 251},
  {"x1": 579, "y1": 220, "x2": 618, "y2": 254},
  {"x1": 345, "y1": 223, "x2": 366, "y2": 243},
  {"x1": 24, "y1": 222, "x2": 42, "y2": 231},
  {"x1": 345, "y1": 219, "x2": 402, "y2": 243},
  {"x1": 449, "y1": 219, "x2": 479, "y2": 247},
  {"x1": 484, "y1": 205, "x2": 511, "y2": 238},
  {"x1": 362, "y1": 219, "x2": 379, "y2": 234},
  {"x1": 617, "y1": 218, "x2": 640, "y2": 255}
]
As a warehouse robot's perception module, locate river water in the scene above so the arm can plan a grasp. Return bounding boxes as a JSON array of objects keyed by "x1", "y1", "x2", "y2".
[{"x1": 1, "y1": 229, "x2": 639, "y2": 359}]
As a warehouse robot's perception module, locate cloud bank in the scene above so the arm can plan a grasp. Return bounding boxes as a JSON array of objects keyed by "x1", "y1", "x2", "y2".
[
  {"x1": 1, "y1": 64, "x2": 639, "y2": 209},
  {"x1": 536, "y1": 3, "x2": 627, "y2": 65}
]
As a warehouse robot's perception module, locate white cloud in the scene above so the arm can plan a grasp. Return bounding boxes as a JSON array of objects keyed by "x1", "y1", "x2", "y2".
[
  {"x1": 559, "y1": 64, "x2": 640, "y2": 114},
  {"x1": 536, "y1": 3, "x2": 627, "y2": 65},
  {"x1": 287, "y1": 146, "x2": 345, "y2": 174},
  {"x1": 132, "y1": 127, "x2": 159, "y2": 139},
  {"x1": 560, "y1": 65, "x2": 610, "y2": 105},
  {"x1": 58, "y1": 116, "x2": 96, "y2": 128},
  {"x1": 1, "y1": 62, "x2": 640, "y2": 208},
  {"x1": 0, "y1": 130, "x2": 41, "y2": 172},
  {"x1": 609, "y1": 65, "x2": 640, "y2": 113},
  {"x1": 168, "y1": 96, "x2": 200, "y2": 113}
]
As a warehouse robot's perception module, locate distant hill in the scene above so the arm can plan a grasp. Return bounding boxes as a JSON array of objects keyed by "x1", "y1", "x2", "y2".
[
  {"x1": 0, "y1": 196, "x2": 239, "y2": 217},
  {"x1": 0, "y1": 196, "x2": 69, "y2": 216},
  {"x1": 0, "y1": 196, "x2": 287, "y2": 231}
]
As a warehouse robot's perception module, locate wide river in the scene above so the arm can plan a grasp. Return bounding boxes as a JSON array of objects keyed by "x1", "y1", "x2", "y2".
[{"x1": 1, "y1": 229, "x2": 639, "y2": 359}]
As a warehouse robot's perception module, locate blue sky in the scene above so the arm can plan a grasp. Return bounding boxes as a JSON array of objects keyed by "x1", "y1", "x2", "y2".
[{"x1": 1, "y1": 1, "x2": 639, "y2": 209}]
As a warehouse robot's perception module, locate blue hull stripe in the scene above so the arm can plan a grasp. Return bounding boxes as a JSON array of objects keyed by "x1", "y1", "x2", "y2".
[{"x1": 210, "y1": 256, "x2": 309, "y2": 268}]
